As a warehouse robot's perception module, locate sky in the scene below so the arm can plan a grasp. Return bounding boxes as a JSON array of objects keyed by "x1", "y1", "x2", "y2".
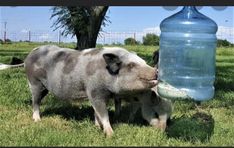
[{"x1": 0, "y1": 6, "x2": 233, "y2": 43}]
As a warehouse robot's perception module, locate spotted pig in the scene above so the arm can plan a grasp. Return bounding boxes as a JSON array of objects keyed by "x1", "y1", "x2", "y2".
[{"x1": 24, "y1": 45, "x2": 158, "y2": 137}]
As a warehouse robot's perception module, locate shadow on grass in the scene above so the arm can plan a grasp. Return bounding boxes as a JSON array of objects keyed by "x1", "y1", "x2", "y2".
[
  {"x1": 30, "y1": 97, "x2": 215, "y2": 144},
  {"x1": 166, "y1": 111, "x2": 214, "y2": 143},
  {"x1": 40, "y1": 100, "x2": 215, "y2": 144},
  {"x1": 110, "y1": 104, "x2": 149, "y2": 126},
  {"x1": 41, "y1": 100, "x2": 95, "y2": 121},
  {"x1": 39, "y1": 99, "x2": 149, "y2": 127},
  {"x1": 215, "y1": 64, "x2": 234, "y2": 92}
]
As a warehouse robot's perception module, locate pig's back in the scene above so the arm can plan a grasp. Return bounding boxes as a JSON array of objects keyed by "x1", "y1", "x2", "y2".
[{"x1": 25, "y1": 45, "x2": 84, "y2": 99}]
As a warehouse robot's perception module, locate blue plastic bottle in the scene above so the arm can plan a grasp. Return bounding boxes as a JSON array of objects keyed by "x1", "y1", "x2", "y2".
[{"x1": 157, "y1": 6, "x2": 218, "y2": 101}]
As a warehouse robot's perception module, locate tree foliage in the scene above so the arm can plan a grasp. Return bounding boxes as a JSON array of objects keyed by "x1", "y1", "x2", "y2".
[
  {"x1": 143, "y1": 33, "x2": 159, "y2": 46},
  {"x1": 124, "y1": 37, "x2": 139, "y2": 45},
  {"x1": 217, "y1": 39, "x2": 233, "y2": 47},
  {"x1": 51, "y1": 6, "x2": 109, "y2": 50}
]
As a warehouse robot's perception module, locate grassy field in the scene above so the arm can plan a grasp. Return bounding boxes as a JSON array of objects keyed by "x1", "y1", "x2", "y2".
[{"x1": 0, "y1": 42, "x2": 234, "y2": 146}]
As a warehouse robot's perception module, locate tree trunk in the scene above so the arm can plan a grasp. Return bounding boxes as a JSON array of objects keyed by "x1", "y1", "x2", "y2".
[
  {"x1": 75, "y1": 6, "x2": 109, "y2": 50},
  {"x1": 75, "y1": 34, "x2": 96, "y2": 50}
]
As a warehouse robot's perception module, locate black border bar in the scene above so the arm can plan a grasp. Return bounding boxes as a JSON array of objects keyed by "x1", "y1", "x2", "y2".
[{"x1": 0, "y1": 0, "x2": 234, "y2": 6}]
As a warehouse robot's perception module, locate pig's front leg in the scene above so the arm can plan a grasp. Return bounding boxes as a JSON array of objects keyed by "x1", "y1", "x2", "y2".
[
  {"x1": 157, "y1": 114, "x2": 168, "y2": 131},
  {"x1": 87, "y1": 89, "x2": 113, "y2": 137},
  {"x1": 114, "y1": 96, "x2": 121, "y2": 119},
  {"x1": 128, "y1": 100, "x2": 141, "y2": 122},
  {"x1": 141, "y1": 104, "x2": 160, "y2": 128}
]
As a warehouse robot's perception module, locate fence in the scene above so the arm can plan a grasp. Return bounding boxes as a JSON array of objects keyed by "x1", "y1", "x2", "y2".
[{"x1": 0, "y1": 26, "x2": 233, "y2": 45}]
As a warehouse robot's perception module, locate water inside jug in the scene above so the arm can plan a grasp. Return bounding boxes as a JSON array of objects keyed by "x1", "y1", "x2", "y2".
[{"x1": 157, "y1": 6, "x2": 218, "y2": 101}]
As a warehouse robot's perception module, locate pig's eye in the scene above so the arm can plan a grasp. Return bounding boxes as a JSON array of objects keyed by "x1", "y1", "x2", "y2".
[{"x1": 128, "y1": 62, "x2": 136, "y2": 69}]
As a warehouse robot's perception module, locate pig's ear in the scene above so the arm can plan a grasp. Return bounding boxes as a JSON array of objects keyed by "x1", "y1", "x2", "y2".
[
  {"x1": 103, "y1": 53, "x2": 122, "y2": 75},
  {"x1": 151, "y1": 91, "x2": 160, "y2": 105}
]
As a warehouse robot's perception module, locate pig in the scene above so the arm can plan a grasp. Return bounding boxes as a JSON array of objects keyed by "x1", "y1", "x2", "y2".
[
  {"x1": 24, "y1": 45, "x2": 158, "y2": 137},
  {"x1": 114, "y1": 86, "x2": 172, "y2": 131}
]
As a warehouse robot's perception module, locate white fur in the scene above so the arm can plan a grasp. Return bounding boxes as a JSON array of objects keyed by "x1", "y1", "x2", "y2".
[
  {"x1": 82, "y1": 48, "x2": 98, "y2": 53},
  {"x1": 0, "y1": 63, "x2": 24, "y2": 70},
  {"x1": 126, "y1": 53, "x2": 146, "y2": 65},
  {"x1": 0, "y1": 64, "x2": 11, "y2": 70}
]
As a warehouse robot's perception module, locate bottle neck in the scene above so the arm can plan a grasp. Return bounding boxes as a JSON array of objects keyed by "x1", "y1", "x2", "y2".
[
  {"x1": 182, "y1": 6, "x2": 198, "y2": 11},
  {"x1": 181, "y1": 6, "x2": 199, "y2": 18}
]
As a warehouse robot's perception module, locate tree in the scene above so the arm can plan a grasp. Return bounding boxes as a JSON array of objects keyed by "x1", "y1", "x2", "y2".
[
  {"x1": 143, "y1": 33, "x2": 159, "y2": 46},
  {"x1": 217, "y1": 39, "x2": 233, "y2": 47},
  {"x1": 51, "y1": 6, "x2": 109, "y2": 50},
  {"x1": 124, "y1": 37, "x2": 139, "y2": 45},
  {"x1": 5, "y1": 39, "x2": 12, "y2": 44},
  {"x1": 0, "y1": 38, "x2": 12, "y2": 44}
]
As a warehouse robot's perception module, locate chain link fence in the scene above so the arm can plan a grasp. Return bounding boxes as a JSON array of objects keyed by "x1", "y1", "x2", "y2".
[{"x1": 0, "y1": 26, "x2": 233, "y2": 45}]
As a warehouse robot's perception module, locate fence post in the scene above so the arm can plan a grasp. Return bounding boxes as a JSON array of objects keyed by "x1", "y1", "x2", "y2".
[
  {"x1": 58, "y1": 30, "x2": 61, "y2": 44},
  {"x1": 4, "y1": 31, "x2": 6, "y2": 43},
  {"x1": 132, "y1": 32, "x2": 136, "y2": 45},
  {"x1": 3, "y1": 22, "x2": 7, "y2": 43},
  {"x1": 28, "y1": 30, "x2": 31, "y2": 42}
]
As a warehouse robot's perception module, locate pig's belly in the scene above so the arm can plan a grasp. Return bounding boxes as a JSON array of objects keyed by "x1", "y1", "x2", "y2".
[
  {"x1": 53, "y1": 88, "x2": 87, "y2": 100},
  {"x1": 48, "y1": 79, "x2": 87, "y2": 100},
  {"x1": 42, "y1": 69, "x2": 87, "y2": 100}
]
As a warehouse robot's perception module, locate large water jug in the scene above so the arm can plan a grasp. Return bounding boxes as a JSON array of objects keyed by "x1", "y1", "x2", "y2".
[{"x1": 157, "y1": 6, "x2": 218, "y2": 101}]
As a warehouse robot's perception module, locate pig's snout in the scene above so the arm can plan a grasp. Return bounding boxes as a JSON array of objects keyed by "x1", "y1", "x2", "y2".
[
  {"x1": 148, "y1": 68, "x2": 158, "y2": 87},
  {"x1": 149, "y1": 79, "x2": 158, "y2": 88}
]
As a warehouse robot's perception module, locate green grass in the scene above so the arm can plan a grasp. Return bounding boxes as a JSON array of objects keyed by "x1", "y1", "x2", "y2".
[{"x1": 0, "y1": 42, "x2": 234, "y2": 146}]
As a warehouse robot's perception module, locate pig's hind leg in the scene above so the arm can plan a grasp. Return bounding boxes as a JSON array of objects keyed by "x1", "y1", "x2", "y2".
[
  {"x1": 28, "y1": 80, "x2": 48, "y2": 122},
  {"x1": 94, "y1": 112, "x2": 102, "y2": 128}
]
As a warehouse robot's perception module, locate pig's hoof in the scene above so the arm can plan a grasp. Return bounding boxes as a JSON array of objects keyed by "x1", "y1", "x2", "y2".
[
  {"x1": 153, "y1": 122, "x2": 166, "y2": 131},
  {"x1": 159, "y1": 123, "x2": 167, "y2": 131},
  {"x1": 33, "y1": 113, "x2": 41, "y2": 122},
  {"x1": 33, "y1": 117, "x2": 41, "y2": 122},
  {"x1": 150, "y1": 119, "x2": 160, "y2": 127},
  {"x1": 104, "y1": 127, "x2": 113, "y2": 138}
]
